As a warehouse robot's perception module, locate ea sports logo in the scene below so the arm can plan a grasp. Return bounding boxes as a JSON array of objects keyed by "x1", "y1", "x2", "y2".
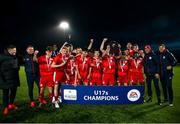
[{"x1": 127, "y1": 89, "x2": 141, "y2": 102}]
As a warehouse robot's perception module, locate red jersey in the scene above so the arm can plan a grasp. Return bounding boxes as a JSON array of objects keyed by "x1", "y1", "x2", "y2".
[
  {"x1": 128, "y1": 49, "x2": 135, "y2": 57},
  {"x1": 38, "y1": 55, "x2": 53, "y2": 76},
  {"x1": 91, "y1": 57, "x2": 102, "y2": 73},
  {"x1": 76, "y1": 56, "x2": 91, "y2": 73},
  {"x1": 129, "y1": 58, "x2": 144, "y2": 73},
  {"x1": 65, "y1": 59, "x2": 77, "y2": 76},
  {"x1": 117, "y1": 59, "x2": 129, "y2": 73},
  {"x1": 102, "y1": 56, "x2": 116, "y2": 74},
  {"x1": 53, "y1": 53, "x2": 66, "y2": 72}
]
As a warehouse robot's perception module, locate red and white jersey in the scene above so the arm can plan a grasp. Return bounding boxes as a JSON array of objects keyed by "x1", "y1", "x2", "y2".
[
  {"x1": 38, "y1": 55, "x2": 53, "y2": 76},
  {"x1": 129, "y1": 58, "x2": 144, "y2": 73},
  {"x1": 76, "y1": 56, "x2": 91, "y2": 72},
  {"x1": 91, "y1": 57, "x2": 102, "y2": 73},
  {"x1": 102, "y1": 56, "x2": 116, "y2": 74},
  {"x1": 52, "y1": 53, "x2": 66, "y2": 72},
  {"x1": 65, "y1": 59, "x2": 77, "y2": 76},
  {"x1": 117, "y1": 59, "x2": 129, "y2": 73}
]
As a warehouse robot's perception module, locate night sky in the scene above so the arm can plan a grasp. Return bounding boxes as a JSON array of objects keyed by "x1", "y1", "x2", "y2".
[{"x1": 0, "y1": 0, "x2": 180, "y2": 60}]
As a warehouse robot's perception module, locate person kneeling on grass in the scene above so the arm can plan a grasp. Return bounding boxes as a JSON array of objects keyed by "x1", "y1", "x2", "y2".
[
  {"x1": 34, "y1": 46, "x2": 54, "y2": 107},
  {"x1": 0, "y1": 45, "x2": 20, "y2": 116}
]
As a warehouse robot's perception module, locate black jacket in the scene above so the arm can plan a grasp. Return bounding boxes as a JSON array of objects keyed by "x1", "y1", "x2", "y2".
[
  {"x1": 24, "y1": 54, "x2": 39, "y2": 75},
  {"x1": 144, "y1": 52, "x2": 159, "y2": 76},
  {"x1": 158, "y1": 50, "x2": 177, "y2": 76},
  {"x1": 0, "y1": 53, "x2": 20, "y2": 89}
]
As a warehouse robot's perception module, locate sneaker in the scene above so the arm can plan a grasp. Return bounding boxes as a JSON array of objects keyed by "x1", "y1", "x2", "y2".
[
  {"x1": 3, "y1": 107, "x2": 9, "y2": 115},
  {"x1": 54, "y1": 101, "x2": 60, "y2": 108},
  {"x1": 158, "y1": 98, "x2": 162, "y2": 105},
  {"x1": 169, "y1": 104, "x2": 173, "y2": 107},
  {"x1": 30, "y1": 101, "x2": 35, "y2": 108},
  {"x1": 39, "y1": 99, "x2": 47, "y2": 105},
  {"x1": 52, "y1": 96, "x2": 55, "y2": 104},
  {"x1": 58, "y1": 96, "x2": 62, "y2": 103},
  {"x1": 158, "y1": 102, "x2": 162, "y2": 105},
  {"x1": 8, "y1": 104, "x2": 18, "y2": 110}
]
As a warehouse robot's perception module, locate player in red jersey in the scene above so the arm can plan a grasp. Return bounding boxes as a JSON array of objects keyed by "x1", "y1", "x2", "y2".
[
  {"x1": 90, "y1": 50, "x2": 102, "y2": 86},
  {"x1": 51, "y1": 47, "x2": 67, "y2": 108},
  {"x1": 100, "y1": 38, "x2": 116, "y2": 86},
  {"x1": 100, "y1": 38, "x2": 111, "y2": 57},
  {"x1": 37, "y1": 46, "x2": 54, "y2": 106},
  {"x1": 129, "y1": 52, "x2": 145, "y2": 85},
  {"x1": 65, "y1": 56, "x2": 79, "y2": 86},
  {"x1": 117, "y1": 54, "x2": 129, "y2": 86},
  {"x1": 126, "y1": 42, "x2": 134, "y2": 57},
  {"x1": 76, "y1": 50, "x2": 91, "y2": 85},
  {"x1": 101, "y1": 54, "x2": 116, "y2": 86}
]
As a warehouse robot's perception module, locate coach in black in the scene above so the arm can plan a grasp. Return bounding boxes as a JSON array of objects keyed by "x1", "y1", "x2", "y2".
[
  {"x1": 0, "y1": 45, "x2": 20, "y2": 115},
  {"x1": 24, "y1": 45, "x2": 40, "y2": 107},
  {"x1": 158, "y1": 44, "x2": 177, "y2": 106},
  {"x1": 143, "y1": 45, "x2": 161, "y2": 105}
]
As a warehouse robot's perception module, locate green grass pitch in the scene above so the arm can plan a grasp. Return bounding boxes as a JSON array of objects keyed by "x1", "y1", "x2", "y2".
[{"x1": 0, "y1": 66, "x2": 180, "y2": 123}]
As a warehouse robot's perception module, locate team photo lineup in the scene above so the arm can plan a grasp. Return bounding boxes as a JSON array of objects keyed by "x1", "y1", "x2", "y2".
[{"x1": 0, "y1": 38, "x2": 177, "y2": 116}]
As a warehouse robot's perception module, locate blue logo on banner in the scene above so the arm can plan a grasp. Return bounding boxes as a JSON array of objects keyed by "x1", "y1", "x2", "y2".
[{"x1": 61, "y1": 85, "x2": 144, "y2": 104}]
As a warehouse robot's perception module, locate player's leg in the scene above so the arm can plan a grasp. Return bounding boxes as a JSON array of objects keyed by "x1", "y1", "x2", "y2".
[
  {"x1": 117, "y1": 73, "x2": 121, "y2": 86},
  {"x1": 102, "y1": 74, "x2": 108, "y2": 86},
  {"x1": 2, "y1": 88, "x2": 9, "y2": 115},
  {"x1": 166, "y1": 73, "x2": 173, "y2": 106},
  {"x1": 160, "y1": 75, "x2": 168, "y2": 103},
  {"x1": 153, "y1": 75, "x2": 161, "y2": 105},
  {"x1": 109, "y1": 75, "x2": 115, "y2": 86},
  {"x1": 96, "y1": 73, "x2": 102, "y2": 86},
  {"x1": 26, "y1": 74, "x2": 35, "y2": 103},
  {"x1": 39, "y1": 78, "x2": 47, "y2": 105},
  {"x1": 131, "y1": 73, "x2": 138, "y2": 85},
  {"x1": 146, "y1": 75, "x2": 152, "y2": 102},
  {"x1": 123, "y1": 75, "x2": 128, "y2": 86},
  {"x1": 9, "y1": 87, "x2": 18, "y2": 110}
]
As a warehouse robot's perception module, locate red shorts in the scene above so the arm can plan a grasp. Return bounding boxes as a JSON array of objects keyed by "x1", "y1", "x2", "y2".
[
  {"x1": 79, "y1": 72, "x2": 88, "y2": 85},
  {"x1": 102, "y1": 73, "x2": 115, "y2": 86},
  {"x1": 117, "y1": 72, "x2": 128, "y2": 85},
  {"x1": 65, "y1": 75, "x2": 79, "y2": 85},
  {"x1": 53, "y1": 71, "x2": 65, "y2": 85},
  {"x1": 127, "y1": 69, "x2": 132, "y2": 82},
  {"x1": 131, "y1": 71, "x2": 145, "y2": 85},
  {"x1": 40, "y1": 75, "x2": 53, "y2": 88},
  {"x1": 90, "y1": 72, "x2": 102, "y2": 86}
]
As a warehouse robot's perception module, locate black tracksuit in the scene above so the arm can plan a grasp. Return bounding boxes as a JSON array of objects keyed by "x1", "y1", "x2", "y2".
[{"x1": 158, "y1": 50, "x2": 177, "y2": 104}]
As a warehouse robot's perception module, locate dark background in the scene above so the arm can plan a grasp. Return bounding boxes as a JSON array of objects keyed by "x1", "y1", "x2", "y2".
[{"x1": 0, "y1": 0, "x2": 180, "y2": 61}]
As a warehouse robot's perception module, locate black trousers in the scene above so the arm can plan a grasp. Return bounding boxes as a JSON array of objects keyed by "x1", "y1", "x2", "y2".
[
  {"x1": 3, "y1": 87, "x2": 17, "y2": 108},
  {"x1": 146, "y1": 75, "x2": 161, "y2": 101},
  {"x1": 26, "y1": 73, "x2": 40, "y2": 101},
  {"x1": 160, "y1": 73, "x2": 173, "y2": 104}
]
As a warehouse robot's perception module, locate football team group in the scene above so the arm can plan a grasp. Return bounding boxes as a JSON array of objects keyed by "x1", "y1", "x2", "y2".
[{"x1": 0, "y1": 38, "x2": 177, "y2": 115}]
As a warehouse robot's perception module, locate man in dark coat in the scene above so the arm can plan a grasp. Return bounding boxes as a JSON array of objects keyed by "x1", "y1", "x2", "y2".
[
  {"x1": 0, "y1": 45, "x2": 20, "y2": 115},
  {"x1": 158, "y1": 44, "x2": 177, "y2": 106},
  {"x1": 143, "y1": 45, "x2": 161, "y2": 105}
]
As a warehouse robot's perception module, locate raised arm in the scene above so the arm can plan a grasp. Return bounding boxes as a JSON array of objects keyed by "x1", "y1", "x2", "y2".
[
  {"x1": 87, "y1": 39, "x2": 94, "y2": 50},
  {"x1": 100, "y1": 38, "x2": 108, "y2": 53},
  {"x1": 59, "y1": 42, "x2": 68, "y2": 53}
]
